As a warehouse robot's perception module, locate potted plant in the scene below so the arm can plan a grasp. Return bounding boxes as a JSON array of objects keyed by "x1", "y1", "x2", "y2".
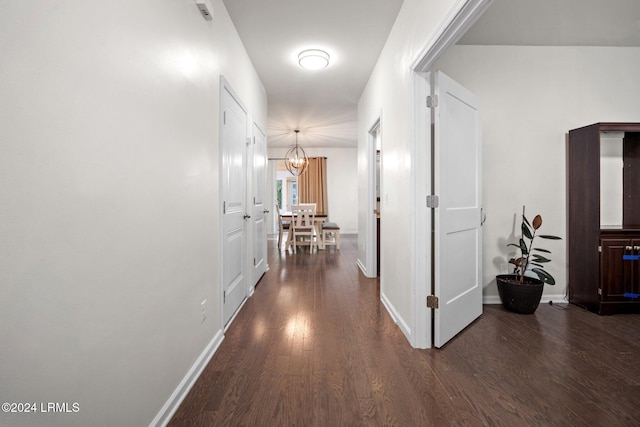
[{"x1": 496, "y1": 206, "x2": 561, "y2": 314}]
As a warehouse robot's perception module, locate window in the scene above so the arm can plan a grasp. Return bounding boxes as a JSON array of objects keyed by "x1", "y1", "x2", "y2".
[{"x1": 286, "y1": 177, "x2": 298, "y2": 210}]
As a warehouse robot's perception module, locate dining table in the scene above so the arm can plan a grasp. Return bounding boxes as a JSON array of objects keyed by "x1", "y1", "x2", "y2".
[{"x1": 280, "y1": 212, "x2": 328, "y2": 250}]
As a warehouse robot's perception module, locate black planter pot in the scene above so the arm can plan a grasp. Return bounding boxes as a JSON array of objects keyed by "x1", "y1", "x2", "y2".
[{"x1": 496, "y1": 274, "x2": 544, "y2": 314}]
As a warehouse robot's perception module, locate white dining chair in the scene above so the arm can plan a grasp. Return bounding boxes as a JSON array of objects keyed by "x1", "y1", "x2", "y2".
[
  {"x1": 275, "y1": 202, "x2": 290, "y2": 250},
  {"x1": 291, "y1": 203, "x2": 316, "y2": 253}
]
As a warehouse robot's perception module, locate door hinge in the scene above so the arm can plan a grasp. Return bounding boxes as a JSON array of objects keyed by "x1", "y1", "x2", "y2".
[
  {"x1": 223, "y1": 290, "x2": 226, "y2": 303},
  {"x1": 426, "y1": 295, "x2": 439, "y2": 309},
  {"x1": 246, "y1": 137, "x2": 251, "y2": 146},
  {"x1": 427, "y1": 95, "x2": 438, "y2": 108},
  {"x1": 598, "y1": 245, "x2": 602, "y2": 252},
  {"x1": 223, "y1": 111, "x2": 226, "y2": 125},
  {"x1": 223, "y1": 201, "x2": 226, "y2": 214},
  {"x1": 254, "y1": 257, "x2": 256, "y2": 266},
  {"x1": 598, "y1": 288, "x2": 602, "y2": 296},
  {"x1": 253, "y1": 136, "x2": 256, "y2": 144},
  {"x1": 426, "y1": 195, "x2": 439, "y2": 208}
]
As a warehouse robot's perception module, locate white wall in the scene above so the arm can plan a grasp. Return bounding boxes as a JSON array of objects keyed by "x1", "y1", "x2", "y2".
[
  {"x1": 268, "y1": 147, "x2": 358, "y2": 233},
  {"x1": 357, "y1": 0, "x2": 460, "y2": 342},
  {"x1": 436, "y1": 45, "x2": 640, "y2": 301},
  {"x1": 0, "y1": 1, "x2": 266, "y2": 426}
]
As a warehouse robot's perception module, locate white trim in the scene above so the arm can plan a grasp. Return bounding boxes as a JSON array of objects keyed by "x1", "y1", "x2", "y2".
[
  {"x1": 340, "y1": 229, "x2": 358, "y2": 235},
  {"x1": 412, "y1": 0, "x2": 495, "y2": 72},
  {"x1": 381, "y1": 291, "x2": 412, "y2": 343},
  {"x1": 356, "y1": 258, "x2": 369, "y2": 277},
  {"x1": 410, "y1": 71, "x2": 431, "y2": 349},
  {"x1": 150, "y1": 329, "x2": 224, "y2": 427}
]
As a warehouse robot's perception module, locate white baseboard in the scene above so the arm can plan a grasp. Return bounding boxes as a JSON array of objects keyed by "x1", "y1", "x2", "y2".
[
  {"x1": 483, "y1": 295, "x2": 568, "y2": 305},
  {"x1": 380, "y1": 291, "x2": 412, "y2": 342},
  {"x1": 150, "y1": 329, "x2": 224, "y2": 427},
  {"x1": 356, "y1": 258, "x2": 368, "y2": 277}
]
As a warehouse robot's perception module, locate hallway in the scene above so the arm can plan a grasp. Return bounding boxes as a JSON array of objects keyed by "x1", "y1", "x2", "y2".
[{"x1": 169, "y1": 235, "x2": 640, "y2": 426}]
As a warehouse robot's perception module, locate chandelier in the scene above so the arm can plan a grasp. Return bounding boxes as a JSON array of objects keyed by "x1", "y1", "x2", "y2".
[{"x1": 284, "y1": 129, "x2": 308, "y2": 176}]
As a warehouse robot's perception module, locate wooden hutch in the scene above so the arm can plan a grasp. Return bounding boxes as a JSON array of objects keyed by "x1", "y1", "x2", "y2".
[{"x1": 568, "y1": 123, "x2": 640, "y2": 314}]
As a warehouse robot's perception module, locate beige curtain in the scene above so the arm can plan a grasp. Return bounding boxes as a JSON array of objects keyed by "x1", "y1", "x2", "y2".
[{"x1": 298, "y1": 157, "x2": 328, "y2": 216}]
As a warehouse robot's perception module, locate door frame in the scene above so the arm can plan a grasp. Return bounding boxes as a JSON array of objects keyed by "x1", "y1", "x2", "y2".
[
  {"x1": 410, "y1": 0, "x2": 493, "y2": 348},
  {"x1": 364, "y1": 117, "x2": 381, "y2": 278}
]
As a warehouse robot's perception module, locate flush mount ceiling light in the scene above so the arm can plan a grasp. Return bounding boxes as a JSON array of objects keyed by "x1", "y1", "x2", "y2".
[
  {"x1": 298, "y1": 49, "x2": 330, "y2": 70},
  {"x1": 285, "y1": 130, "x2": 309, "y2": 176}
]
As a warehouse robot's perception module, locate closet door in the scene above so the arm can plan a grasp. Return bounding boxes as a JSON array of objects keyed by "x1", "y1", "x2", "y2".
[
  {"x1": 221, "y1": 82, "x2": 248, "y2": 326},
  {"x1": 251, "y1": 122, "x2": 268, "y2": 286}
]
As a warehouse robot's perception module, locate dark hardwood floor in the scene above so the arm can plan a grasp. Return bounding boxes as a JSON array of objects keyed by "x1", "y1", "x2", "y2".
[{"x1": 169, "y1": 235, "x2": 640, "y2": 426}]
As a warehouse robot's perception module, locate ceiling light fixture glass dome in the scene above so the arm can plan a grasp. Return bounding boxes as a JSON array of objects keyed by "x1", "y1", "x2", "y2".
[{"x1": 298, "y1": 49, "x2": 330, "y2": 70}]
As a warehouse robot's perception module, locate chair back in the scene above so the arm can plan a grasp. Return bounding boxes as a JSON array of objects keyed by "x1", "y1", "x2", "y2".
[
  {"x1": 275, "y1": 202, "x2": 288, "y2": 229},
  {"x1": 292, "y1": 203, "x2": 316, "y2": 228}
]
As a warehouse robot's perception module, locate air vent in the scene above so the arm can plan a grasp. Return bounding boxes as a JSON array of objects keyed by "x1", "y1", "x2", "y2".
[{"x1": 196, "y1": 0, "x2": 213, "y2": 21}]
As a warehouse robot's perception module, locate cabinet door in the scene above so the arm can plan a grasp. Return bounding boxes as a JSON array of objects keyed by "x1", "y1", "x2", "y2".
[
  {"x1": 600, "y1": 238, "x2": 634, "y2": 301},
  {"x1": 631, "y1": 239, "x2": 640, "y2": 298}
]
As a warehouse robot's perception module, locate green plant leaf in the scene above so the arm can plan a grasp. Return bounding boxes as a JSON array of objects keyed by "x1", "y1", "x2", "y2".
[
  {"x1": 519, "y1": 239, "x2": 528, "y2": 254},
  {"x1": 533, "y1": 248, "x2": 551, "y2": 253},
  {"x1": 532, "y1": 255, "x2": 551, "y2": 263},
  {"x1": 507, "y1": 243, "x2": 520, "y2": 248},
  {"x1": 522, "y1": 222, "x2": 533, "y2": 239},
  {"x1": 539, "y1": 235, "x2": 561, "y2": 240},
  {"x1": 523, "y1": 215, "x2": 531, "y2": 227},
  {"x1": 532, "y1": 268, "x2": 555, "y2": 285}
]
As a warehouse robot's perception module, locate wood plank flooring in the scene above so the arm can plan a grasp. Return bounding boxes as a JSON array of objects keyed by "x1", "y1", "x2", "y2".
[{"x1": 169, "y1": 235, "x2": 640, "y2": 426}]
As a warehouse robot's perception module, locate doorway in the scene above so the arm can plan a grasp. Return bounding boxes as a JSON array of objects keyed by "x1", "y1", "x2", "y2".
[
  {"x1": 269, "y1": 158, "x2": 299, "y2": 236},
  {"x1": 365, "y1": 119, "x2": 381, "y2": 278},
  {"x1": 409, "y1": 0, "x2": 492, "y2": 348},
  {"x1": 373, "y1": 123, "x2": 381, "y2": 277}
]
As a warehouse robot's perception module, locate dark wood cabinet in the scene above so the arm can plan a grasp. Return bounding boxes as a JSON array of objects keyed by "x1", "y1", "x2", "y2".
[
  {"x1": 568, "y1": 123, "x2": 640, "y2": 314},
  {"x1": 599, "y1": 235, "x2": 640, "y2": 313}
]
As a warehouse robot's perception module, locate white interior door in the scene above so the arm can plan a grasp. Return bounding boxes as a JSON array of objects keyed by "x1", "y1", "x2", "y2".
[
  {"x1": 433, "y1": 71, "x2": 483, "y2": 348},
  {"x1": 251, "y1": 122, "x2": 267, "y2": 286},
  {"x1": 221, "y1": 84, "x2": 248, "y2": 326}
]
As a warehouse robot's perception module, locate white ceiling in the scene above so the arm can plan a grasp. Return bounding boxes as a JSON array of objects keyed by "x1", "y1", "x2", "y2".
[
  {"x1": 222, "y1": 0, "x2": 404, "y2": 148},
  {"x1": 223, "y1": 0, "x2": 640, "y2": 149},
  {"x1": 459, "y1": 0, "x2": 640, "y2": 46}
]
